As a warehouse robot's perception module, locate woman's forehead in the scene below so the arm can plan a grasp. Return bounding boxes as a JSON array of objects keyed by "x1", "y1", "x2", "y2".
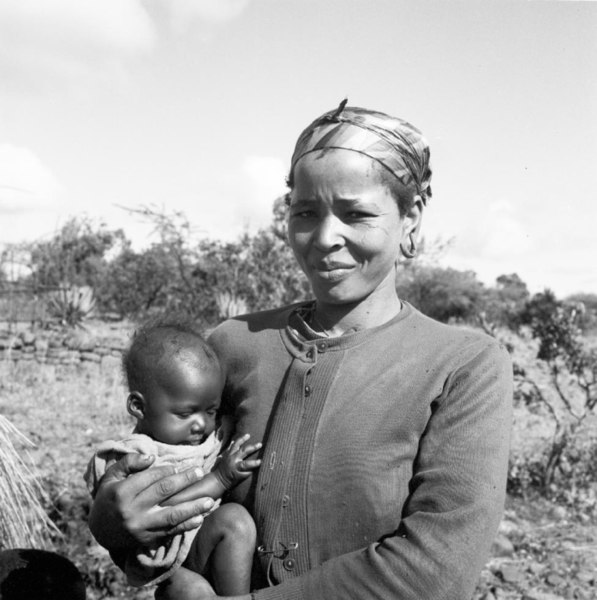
[{"x1": 292, "y1": 149, "x2": 389, "y2": 191}]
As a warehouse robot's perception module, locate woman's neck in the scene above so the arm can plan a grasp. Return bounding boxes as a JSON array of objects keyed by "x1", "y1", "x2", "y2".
[{"x1": 311, "y1": 289, "x2": 402, "y2": 337}]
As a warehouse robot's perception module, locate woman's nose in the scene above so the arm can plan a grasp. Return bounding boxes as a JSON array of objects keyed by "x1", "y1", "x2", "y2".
[{"x1": 313, "y1": 215, "x2": 344, "y2": 251}]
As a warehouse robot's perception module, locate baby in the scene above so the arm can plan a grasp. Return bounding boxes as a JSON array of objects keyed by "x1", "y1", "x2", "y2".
[{"x1": 85, "y1": 320, "x2": 261, "y2": 597}]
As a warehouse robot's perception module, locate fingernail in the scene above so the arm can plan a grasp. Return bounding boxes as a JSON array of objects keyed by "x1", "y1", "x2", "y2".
[
  {"x1": 205, "y1": 498, "x2": 214, "y2": 509},
  {"x1": 193, "y1": 467, "x2": 204, "y2": 478},
  {"x1": 142, "y1": 454, "x2": 154, "y2": 462}
]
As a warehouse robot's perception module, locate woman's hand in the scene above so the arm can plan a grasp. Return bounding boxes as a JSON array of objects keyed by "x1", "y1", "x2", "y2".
[{"x1": 88, "y1": 453, "x2": 215, "y2": 550}]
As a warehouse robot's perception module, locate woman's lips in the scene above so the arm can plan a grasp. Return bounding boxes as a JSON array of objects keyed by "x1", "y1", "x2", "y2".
[{"x1": 312, "y1": 263, "x2": 355, "y2": 281}]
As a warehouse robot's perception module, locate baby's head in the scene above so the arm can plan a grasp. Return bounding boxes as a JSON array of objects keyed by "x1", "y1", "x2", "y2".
[{"x1": 123, "y1": 319, "x2": 223, "y2": 446}]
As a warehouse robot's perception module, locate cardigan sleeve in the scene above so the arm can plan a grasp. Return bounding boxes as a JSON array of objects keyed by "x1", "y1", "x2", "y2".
[{"x1": 252, "y1": 341, "x2": 513, "y2": 600}]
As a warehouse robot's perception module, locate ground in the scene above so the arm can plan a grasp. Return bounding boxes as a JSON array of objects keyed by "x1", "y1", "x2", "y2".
[{"x1": 0, "y1": 350, "x2": 596, "y2": 599}]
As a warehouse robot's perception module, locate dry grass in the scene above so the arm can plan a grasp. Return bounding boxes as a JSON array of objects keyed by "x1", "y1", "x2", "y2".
[
  {"x1": 0, "y1": 358, "x2": 151, "y2": 598},
  {"x1": 0, "y1": 414, "x2": 60, "y2": 549}
]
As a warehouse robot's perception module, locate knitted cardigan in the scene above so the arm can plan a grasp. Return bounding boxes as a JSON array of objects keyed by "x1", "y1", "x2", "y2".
[{"x1": 208, "y1": 301, "x2": 513, "y2": 600}]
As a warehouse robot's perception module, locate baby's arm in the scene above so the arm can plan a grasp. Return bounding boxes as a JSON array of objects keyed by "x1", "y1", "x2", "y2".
[{"x1": 162, "y1": 434, "x2": 261, "y2": 506}]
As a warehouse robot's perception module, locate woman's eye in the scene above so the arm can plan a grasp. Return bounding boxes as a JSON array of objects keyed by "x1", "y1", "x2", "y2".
[
  {"x1": 346, "y1": 211, "x2": 370, "y2": 219},
  {"x1": 207, "y1": 409, "x2": 218, "y2": 417},
  {"x1": 177, "y1": 412, "x2": 192, "y2": 419}
]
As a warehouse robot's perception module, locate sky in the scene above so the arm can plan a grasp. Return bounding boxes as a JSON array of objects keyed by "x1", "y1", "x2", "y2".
[{"x1": 0, "y1": 0, "x2": 595, "y2": 297}]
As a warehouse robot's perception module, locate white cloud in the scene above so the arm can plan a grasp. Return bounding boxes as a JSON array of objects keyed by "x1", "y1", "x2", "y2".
[
  {"x1": 0, "y1": 144, "x2": 66, "y2": 242},
  {"x1": 0, "y1": 0, "x2": 253, "y2": 90},
  {"x1": 475, "y1": 201, "x2": 532, "y2": 260},
  {"x1": 0, "y1": 0, "x2": 157, "y2": 89},
  {"x1": 240, "y1": 155, "x2": 287, "y2": 230},
  {"x1": 0, "y1": 144, "x2": 63, "y2": 211},
  {"x1": 150, "y1": 0, "x2": 251, "y2": 34},
  {"x1": 166, "y1": 0, "x2": 250, "y2": 23}
]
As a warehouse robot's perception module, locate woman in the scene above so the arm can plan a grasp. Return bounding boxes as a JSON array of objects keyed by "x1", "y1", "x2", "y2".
[{"x1": 89, "y1": 102, "x2": 512, "y2": 600}]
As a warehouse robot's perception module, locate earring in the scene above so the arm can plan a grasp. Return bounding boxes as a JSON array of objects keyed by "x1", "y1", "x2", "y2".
[{"x1": 400, "y1": 231, "x2": 417, "y2": 259}]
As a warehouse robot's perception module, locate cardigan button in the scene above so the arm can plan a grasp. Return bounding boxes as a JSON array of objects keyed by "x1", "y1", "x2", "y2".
[
  {"x1": 306, "y1": 349, "x2": 314, "y2": 359},
  {"x1": 317, "y1": 341, "x2": 327, "y2": 351},
  {"x1": 282, "y1": 495, "x2": 290, "y2": 507},
  {"x1": 283, "y1": 558, "x2": 295, "y2": 571},
  {"x1": 304, "y1": 385, "x2": 311, "y2": 397}
]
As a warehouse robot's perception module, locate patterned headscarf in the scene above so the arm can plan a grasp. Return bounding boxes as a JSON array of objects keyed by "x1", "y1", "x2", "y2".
[{"x1": 289, "y1": 99, "x2": 432, "y2": 205}]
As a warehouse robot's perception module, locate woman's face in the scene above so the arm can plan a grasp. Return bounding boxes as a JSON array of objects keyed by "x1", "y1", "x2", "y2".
[{"x1": 287, "y1": 149, "x2": 420, "y2": 307}]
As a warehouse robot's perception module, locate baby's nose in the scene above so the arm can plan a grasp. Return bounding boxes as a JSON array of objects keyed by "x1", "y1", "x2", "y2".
[{"x1": 190, "y1": 416, "x2": 205, "y2": 432}]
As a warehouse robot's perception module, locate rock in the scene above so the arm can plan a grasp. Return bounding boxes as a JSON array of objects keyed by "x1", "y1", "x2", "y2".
[
  {"x1": 48, "y1": 336, "x2": 64, "y2": 348},
  {"x1": 498, "y1": 519, "x2": 519, "y2": 536},
  {"x1": 550, "y1": 506, "x2": 567, "y2": 521},
  {"x1": 103, "y1": 337, "x2": 126, "y2": 351},
  {"x1": 80, "y1": 352, "x2": 101, "y2": 363},
  {"x1": 576, "y1": 570, "x2": 594, "y2": 584},
  {"x1": 19, "y1": 330, "x2": 36, "y2": 345},
  {"x1": 64, "y1": 332, "x2": 95, "y2": 352},
  {"x1": 6, "y1": 337, "x2": 22, "y2": 350},
  {"x1": 523, "y1": 589, "x2": 564, "y2": 600},
  {"x1": 527, "y1": 561, "x2": 544, "y2": 575},
  {"x1": 100, "y1": 354, "x2": 121, "y2": 372},
  {"x1": 545, "y1": 572, "x2": 566, "y2": 587},
  {"x1": 498, "y1": 564, "x2": 525, "y2": 584},
  {"x1": 491, "y1": 534, "x2": 515, "y2": 558},
  {"x1": 34, "y1": 338, "x2": 49, "y2": 352}
]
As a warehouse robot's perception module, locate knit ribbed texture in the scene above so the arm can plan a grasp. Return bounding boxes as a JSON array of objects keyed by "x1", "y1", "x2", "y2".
[{"x1": 209, "y1": 302, "x2": 512, "y2": 600}]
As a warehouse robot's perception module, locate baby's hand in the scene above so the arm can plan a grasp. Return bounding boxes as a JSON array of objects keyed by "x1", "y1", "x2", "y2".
[{"x1": 214, "y1": 434, "x2": 262, "y2": 490}]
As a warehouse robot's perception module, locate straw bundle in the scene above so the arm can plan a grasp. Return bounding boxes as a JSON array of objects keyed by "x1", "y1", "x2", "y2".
[{"x1": 0, "y1": 415, "x2": 60, "y2": 549}]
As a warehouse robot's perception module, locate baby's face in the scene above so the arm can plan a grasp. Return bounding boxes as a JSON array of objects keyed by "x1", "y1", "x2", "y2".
[{"x1": 138, "y1": 355, "x2": 223, "y2": 446}]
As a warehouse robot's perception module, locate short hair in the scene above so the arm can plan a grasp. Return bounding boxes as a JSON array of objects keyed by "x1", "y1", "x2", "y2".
[{"x1": 122, "y1": 317, "x2": 220, "y2": 395}]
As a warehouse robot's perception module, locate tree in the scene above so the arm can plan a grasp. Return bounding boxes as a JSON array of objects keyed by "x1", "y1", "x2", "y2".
[
  {"x1": 396, "y1": 265, "x2": 485, "y2": 323},
  {"x1": 97, "y1": 245, "x2": 180, "y2": 318},
  {"x1": 480, "y1": 273, "x2": 530, "y2": 330},
  {"x1": 28, "y1": 218, "x2": 125, "y2": 289},
  {"x1": 514, "y1": 290, "x2": 597, "y2": 491},
  {"x1": 100, "y1": 205, "x2": 310, "y2": 327},
  {"x1": 565, "y1": 292, "x2": 597, "y2": 334}
]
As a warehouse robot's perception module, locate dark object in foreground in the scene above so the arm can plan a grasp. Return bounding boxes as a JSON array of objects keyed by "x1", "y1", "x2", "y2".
[{"x1": 0, "y1": 549, "x2": 85, "y2": 600}]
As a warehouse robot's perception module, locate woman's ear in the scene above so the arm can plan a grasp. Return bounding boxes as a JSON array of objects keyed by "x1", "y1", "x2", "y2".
[
  {"x1": 127, "y1": 392, "x2": 145, "y2": 420},
  {"x1": 397, "y1": 196, "x2": 424, "y2": 263},
  {"x1": 404, "y1": 195, "x2": 424, "y2": 240}
]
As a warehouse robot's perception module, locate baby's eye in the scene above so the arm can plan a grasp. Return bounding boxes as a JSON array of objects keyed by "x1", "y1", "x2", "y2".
[
  {"x1": 206, "y1": 408, "x2": 218, "y2": 417},
  {"x1": 176, "y1": 412, "x2": 192, "y2": 419}
]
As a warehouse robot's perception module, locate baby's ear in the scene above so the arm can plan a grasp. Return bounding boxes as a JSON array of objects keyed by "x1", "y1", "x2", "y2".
[{"x1": 127, "y1": 392, "x2": 145, "y2": 420}]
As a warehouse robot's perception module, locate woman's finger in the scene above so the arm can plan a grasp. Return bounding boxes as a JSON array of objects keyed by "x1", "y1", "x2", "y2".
[
  {"x1": 101, "y1": 453, "x2": 157, "y2": 486},
  {"x1": 134, "y1": 465, "x2": 206, "y2": 508},
  {"x1": 138, "y1": 496, "x2": 214, "y2": 536}
]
